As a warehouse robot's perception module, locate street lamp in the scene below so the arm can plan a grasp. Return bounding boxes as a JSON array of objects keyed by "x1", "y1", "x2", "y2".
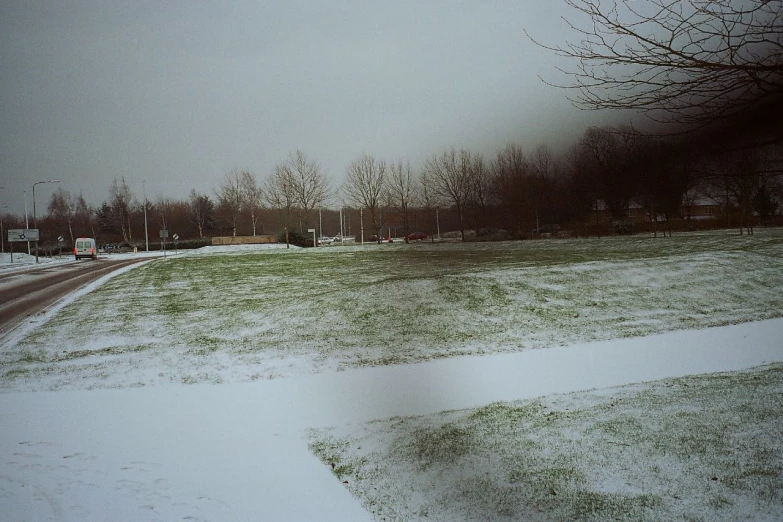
[
  {"x1": 33, "y1": 179, "x2": 60, "y2": 263},
  {"x1": 0, "y1": 204, "x2": 7, "y2": 256},
  {"x1": 143, "y1": 180, "x2": 149, "y2": 252}
]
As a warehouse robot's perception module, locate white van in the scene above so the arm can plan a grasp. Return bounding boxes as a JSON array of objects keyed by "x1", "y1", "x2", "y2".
[{"x1": 74, "y1": 237, "x2": 98, "y2": 260}]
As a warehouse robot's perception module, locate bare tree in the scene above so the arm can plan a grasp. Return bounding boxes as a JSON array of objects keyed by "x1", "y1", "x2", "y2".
[
  {"x1": 155, "y1": 196, "x2": 175, "y2": 231},
  {"x1": 573, "y1": 126, "x2": 637, "y2": 220},
  {"x1": 425, "y1": 148, "x2": 473, "y2": 241},
  {"x1": 216, "y1": 170, "x2": 243, "y2": 236},
  {"x1": 418, "y1": 168, "x2": 443, "y2": 240},
  {"x1": 47, "y1": 187, "x2": 76, "y2": 243},
  {"x1": 491, "y1": 143, "x2": 531, "y2": 236},
  {"x1": 632, "y1": 139, "x2": 692, "y2": 236},
  {"x1": 74, "y1": 194, "x2": 95, "y2": 238},
  {"x1": 188, "y1": 189, "x2": 213, "y2": 238},
  {"x1": 466, "y1": 153, "x2": 492, "y2": 231},
  {"x1": 265, "y1": 163, "x2": 297, "y2": 245},
  {"x1": 528, "y1": 144, "x2": 559, "y2": 233},
  {"x1": 240, "y1": 171, "x2": 264, "y2": 236},
  {"x1": 344, "y1": 154, "x2": 387, "y2": 235},
  {"x1": 388, "y1": 161, "x2": 416, "y2": 236},
  {"x1": 530, "y1": 0, "x2": 783, "y2": 135},
  {"x1": 109, "y1": 177, "x2": 133, "y2": 243},
  {"x1": 712, "y1": 149, "x2": 763, "y2": 234},
  {"x1": 279, "y1": 150, "x2": 330, "y2": 231}
]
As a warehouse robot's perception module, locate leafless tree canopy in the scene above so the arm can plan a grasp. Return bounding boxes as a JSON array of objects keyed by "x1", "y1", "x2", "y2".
[
  {"x1": 425, "y1": 149, "x2": 474, "y2": 240},
  {"x1": 530, "y1": 0, "x2": 783, "y2": 130},
  {"x1": 388, "y1": 161, "x2": 416, "y2": 235},
  {"x1": 271, "y1": 150, "x2": 330, "y2": 231},
  {"x1": 188, "y1": 189, "x2": 213, "y2": 238},
  {"x1": 155, "y1": 196, "x2": 175, "y2": 230},
  {"x1": 109, "y1": 177, "x2": 133, "y2": 243},
  {"x1": 47, "y1": 187, "x2": 76, "y2": 243},
  {"x1": 343, "y1": 154, "x2": 387, "y2": 232},
  {"x1": 216, "y1": 170, "x2": 244, "y2": 237},
  {"x1": 240, "y1": 171, "x2": 264, "y2": 236}
]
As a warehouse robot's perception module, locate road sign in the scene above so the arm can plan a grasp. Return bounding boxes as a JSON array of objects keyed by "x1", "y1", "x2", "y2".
[
  {"x1": 8, "y1": 229, "x2": 39, "y2": 242},
  {"x1": 172, "y1": 234, "x2": 179, "y2": 241},
  {"x1": 159, "y1": 229, "x2": 169, "y2": 239}
]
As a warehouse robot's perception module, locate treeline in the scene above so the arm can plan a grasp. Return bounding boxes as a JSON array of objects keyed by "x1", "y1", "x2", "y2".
[{"x1": 2, "y1": 128, "x2": 782, "y2": 252}]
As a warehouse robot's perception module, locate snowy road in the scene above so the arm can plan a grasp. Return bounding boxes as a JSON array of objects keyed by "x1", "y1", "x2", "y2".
[
  {"x1": 1, "y1": 318, "x2": 782, "y2": 520},
  {"x1": 0, "y1": 258, "x2": 148, "y2": 336}
]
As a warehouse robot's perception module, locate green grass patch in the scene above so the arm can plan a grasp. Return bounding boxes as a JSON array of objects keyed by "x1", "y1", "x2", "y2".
[
  {"x1": 309, "y1": 363, "x2": 783, "y2": 521},
  {"x1": 3, "y1": 229, "x2": 783, "y2": 389}
]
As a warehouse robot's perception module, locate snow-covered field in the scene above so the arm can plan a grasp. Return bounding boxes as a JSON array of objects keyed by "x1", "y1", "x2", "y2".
[
  {"x1": 1, "y1": 230, "x2": 782, "y2": 520},
  {"x1": 3, "y1": 230, "x2": 783, "y2": 390},
  {"x1": 310, "y1": 361, "x2": 783, "y2": 521}
]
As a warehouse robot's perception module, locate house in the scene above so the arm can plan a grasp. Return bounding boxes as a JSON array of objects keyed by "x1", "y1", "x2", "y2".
[
  {"x1": 681, "y1": 193, "x2": 722, "y2": 221},
  {"x1": 588, "y1": 200, "x2": 649, "y2": 224}
]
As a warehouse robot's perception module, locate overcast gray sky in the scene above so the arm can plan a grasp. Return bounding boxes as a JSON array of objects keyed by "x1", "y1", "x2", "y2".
[{"x1": 1, "y1": 0, "x2": 622, "y2": 215}]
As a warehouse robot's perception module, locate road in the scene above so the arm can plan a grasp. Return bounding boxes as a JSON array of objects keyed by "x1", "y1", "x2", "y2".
[{"x1": 0, "y1": 258, "x2": 149, "y2": 336}]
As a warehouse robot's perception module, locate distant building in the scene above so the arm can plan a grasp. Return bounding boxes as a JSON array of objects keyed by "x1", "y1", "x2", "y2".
[{"x1": 680, "y1": 192, "x2": 722, "y2": 221}]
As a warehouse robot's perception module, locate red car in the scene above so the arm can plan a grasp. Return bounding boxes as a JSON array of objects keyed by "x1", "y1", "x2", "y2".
[{"x1": 406, "y1": 231, "x2": 427, "y2": 241}]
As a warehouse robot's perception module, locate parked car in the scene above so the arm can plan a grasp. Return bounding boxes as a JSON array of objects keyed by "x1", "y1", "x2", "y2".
[
  {"x1": 317, "y1": 236, "x2": 333, "y2": 246},
  {"x1": 406, "y1": 231, "x2": 427, "y2": 241},
  {"x1": 74, "y1": 237, "x2": 98, "y2": 260}
]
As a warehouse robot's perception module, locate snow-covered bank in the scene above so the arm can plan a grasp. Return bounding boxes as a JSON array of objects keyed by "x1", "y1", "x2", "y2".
[{"x1": 2, "y1": 319, "x2": 782, "y2": 521}]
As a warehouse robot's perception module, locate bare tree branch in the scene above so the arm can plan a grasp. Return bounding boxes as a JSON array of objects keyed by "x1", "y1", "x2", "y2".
[{"x1": 529, "y1": 0, "x2": 783, "y2": 130}]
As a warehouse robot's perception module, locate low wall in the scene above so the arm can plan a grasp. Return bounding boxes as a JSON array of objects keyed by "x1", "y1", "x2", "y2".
[{"x1": 211, "y1": 235, "x2": 277, "y2": 245}]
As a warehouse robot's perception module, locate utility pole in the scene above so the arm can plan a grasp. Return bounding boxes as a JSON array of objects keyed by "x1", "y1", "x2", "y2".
[
  {"x1": 1, "y1": 204, "x2": 8, "y2": 255},
  {"x1": 0, "y1": 185, "x2": 5, "y2": 255},
  {"x1": 339, "y1": 207, "x2": 344, "y2": 245},
  {"x1": 24, "y1": 191, "x2": 30, "y2": 255},
  {"x1": 360, "y1": 208, "x2": 364, "y2": 244},
  {"x1": 143, "y1": 180, "x2": 149, "y2": 251},
  {"x1": 33, "y1": 179, "x2": 60, "y2": 262}
]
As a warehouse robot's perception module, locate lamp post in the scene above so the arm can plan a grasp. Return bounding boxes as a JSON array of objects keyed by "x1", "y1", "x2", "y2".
[
  {"x1": 1, "y1": 204, "x2": 7, "y2": 256},
  {"x1": 143, "y1": 180, "x2": 149, "y2": 251},
  {"x1": 33, "y1": 179, "x2": 60, "y2": 263},
  {"x1": 0, "y1": 185, "x2": 5, "y2": 255},
  {"x1": 24, "y1": 190, "x2": 30, "y2": 255}
]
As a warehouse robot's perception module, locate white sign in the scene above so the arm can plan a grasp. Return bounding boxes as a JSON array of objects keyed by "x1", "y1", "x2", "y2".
[
  {"x1": 172, "y1": 234, "x2": 179, "y2": 241},
  {"x1": 159, "y1": 229, "x2": 169, "y2": 239},
  {"x1": 307, "y1": 228, "x2": 316, "y2": 233},
  {"x1": 8, "y1": 229, "x2": 39, "y2": 242}
]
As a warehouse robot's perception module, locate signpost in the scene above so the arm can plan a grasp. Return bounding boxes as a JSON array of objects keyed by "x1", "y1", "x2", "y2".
[
  {"x1": 160, "y1": 229, "x2": 168, "y2": 258},
  {"x1": 8, "y1": 229, "x2": 39, "y2": 242},
  {"x1": 173, "y1": 234, "x2": 179, "y2": 255},
  {"x1": 308, "y1": 228, "x2": 316, "y2": 247},
  {"x1": 8, "y1": 229, "x2": 39, "y2": 263}
]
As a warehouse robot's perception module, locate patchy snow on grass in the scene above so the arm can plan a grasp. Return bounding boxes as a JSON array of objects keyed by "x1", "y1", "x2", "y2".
[
  {"x1": 2, "y1": 229, "x2": 782, "y2": 390},
  {"x1": 1, "y1": 230, "x2": 782, "y2": 520},
  {"x1": 309, "y1": 363, "x2": 783, "y2": 521},
  {"x1": 2, "y1": 319, "x2": 782, "y2": 521}
]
